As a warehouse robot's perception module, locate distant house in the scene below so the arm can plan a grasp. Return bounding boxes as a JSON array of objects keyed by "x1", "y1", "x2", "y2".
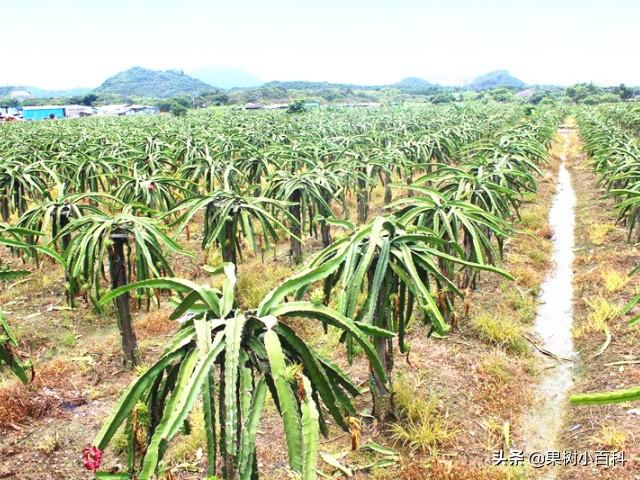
[
  {"x1": 125, "y1": 105, "x2": 159, "y2": 116},
  {"x1": 96, "y1": 104, "x2": 158, "y2": 116},
  {"x1": 23, "y1": 106, "x2": 65, "y2": 121},
  {"x1": 96, "y1": 104, "x2": 130, "y2": 116},
  {"x1": 0, "y1": 106, "x2": 21, "y2": 122},
  {"x1": 515, "y1": 88, "x2": 535, "y2": 99},
  {"x1": 263, "y1": 104, "x2": 288, "y2": 110},
  {"x1": 245, "y1": 101, "x2": 321, "y2": 111},
  {"x1": 65, "y1": 105, "x2": 95, "y2": 118},
  {"x1": 335, "y1": 102, "x2": 380, "y2": 108},
  {"x1": 0, "y1": 106, "x2": 17, "y2": 116}
]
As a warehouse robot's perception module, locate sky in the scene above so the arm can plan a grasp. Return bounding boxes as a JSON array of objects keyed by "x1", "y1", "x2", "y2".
[{"x1": 2, "y1": 0, "x2": 639, "y2": 89}]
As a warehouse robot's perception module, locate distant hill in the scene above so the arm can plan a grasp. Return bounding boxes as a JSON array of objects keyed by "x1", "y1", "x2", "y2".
[
  {"x1": 94, "y1": 67, "x2": 217, "y2": 98},
  {"x1": 394, "y1": 77, "x2": 433, "y2": 89},
  {"x1": 392, "y1": 77, "x2": 437, "y2": 93},
  {"x1": 189, "y1": 67, "x2": 261, "y2": 89},
  {"x1": 0, "y1": 85, "x2": 91, "y2": 99},
  {"x1": 262, "y1": 78, "x2": 440, "y2": 93},
  {"x1": 468, "y1": 70, "x2": 525, "y2": 90},
  {"x1": 262, "y1": 80, "x2": 379, "y2": 90}
]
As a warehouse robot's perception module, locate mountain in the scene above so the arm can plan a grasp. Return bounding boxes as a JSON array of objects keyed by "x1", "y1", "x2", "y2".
[
  {"x1": 392, "y1": 77, "x2": 437, "y2": 93},
  {"x1": 0, "y1": 86, "x2": 92, "y2": 99},
  {"x1": 394, "y1": 77, "x2": 433, "y2": 89},
  {"x1": 94, "y1": 67, "x2": 217, "y2": 98},
  {"x1": 468, "y1": 70, "x2": 525, "y2": 90},
  {"x1": 261, "y1": 78, "x2": 438, "y2": 93},
  {"x1": 261, "y1": 80, "x2": 378, "y2": 90},
  {"x1": 189, "y1": 67, "x2": 261, "y2": 89}
]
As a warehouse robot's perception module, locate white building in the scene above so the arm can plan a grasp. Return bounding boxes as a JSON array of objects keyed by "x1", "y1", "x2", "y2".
[
  {"x1": 64, "y1": 105, "x2": 95, "y2": 118},
  {"x1": 96, "y1": 104, "x2": 159, "y2": 116}
]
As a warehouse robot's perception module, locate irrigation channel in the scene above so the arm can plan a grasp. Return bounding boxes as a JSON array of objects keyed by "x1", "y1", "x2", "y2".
[{"x1": 523, "y1": 127, "x2": 577, "y2": 479}]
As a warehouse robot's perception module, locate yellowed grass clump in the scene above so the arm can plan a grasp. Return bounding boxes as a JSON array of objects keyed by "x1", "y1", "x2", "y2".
[
  {"x1": 390, "y1": 375, "x2": 456, "y2": 455},
  {"x1": 590, "y1": 423, "x2": 627, "y2": 449},
  {"x1": 471, "y1": 313, "x2": 528, "y2": 354},
  {"x1": 575, "y1": 296, "x2": 620, "y2": 338},
  {"x1": 589, "y1": 223, "x2": 614, "y2": 246}
]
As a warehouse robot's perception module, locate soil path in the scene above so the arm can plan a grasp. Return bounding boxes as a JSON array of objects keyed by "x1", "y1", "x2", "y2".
[{"x1": 522, "y1": 126, "x2": 577, "y2": 479}]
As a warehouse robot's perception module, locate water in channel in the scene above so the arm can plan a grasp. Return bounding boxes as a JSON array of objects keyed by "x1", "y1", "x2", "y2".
[{"x1": 521, "y1": 128, "x2": 577, "y2": 480}]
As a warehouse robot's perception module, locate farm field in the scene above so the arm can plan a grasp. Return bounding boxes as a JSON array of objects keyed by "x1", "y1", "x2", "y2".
[{"x1": 1, "y1": 103, "x2": 639, "y2": 480}]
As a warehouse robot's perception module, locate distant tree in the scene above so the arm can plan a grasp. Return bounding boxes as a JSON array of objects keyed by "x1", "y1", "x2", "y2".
[
  {"x1": 172, "y1": 95, "x2": 192, "y2": 108},
  {"x1": 529, "y1": 90, "x2": 553, "y2": 105},
  {"x1": 429, "y1": 91, "x2": 456, "y2": 104},
  {"x1": 617, "y1": 83, "x2": 634, "y2": 101},
  {"x1": 490, "y1": 88, "x2": 514, "y2": 102},
  {"x1": 380, "y1": 88, "x2": 403, "y2": 105},
  {"x1": 194, "y1": 91, "x2": 230, "y2": 107},
  {"x1": 170, "y1": 102, "x2": 188, "y2": 117},
  {"x1": 260, "y1": 86, "x2": 288, "y2": 99},
  {"x1": 156, "y1": 100, "x2": 172, "y2": 113},
  {"x1": 566, "y1": 85, "x2": 588, "y2": 103},
  {"x1": 586, "y1": 82, "x2": 600, "y2": 94},
  {"x1": 81, "y1": 94, "x2": 98, "y2": 106},
  {"x1": 318, "y1": 89, "x2": 341, "y2": 102},
  {"x1": 212, "y1": 93, "x2": 229, "y2": 106},
  {"x1": 1, "y1": 96, "x2": 20, "y2": 108},
  {"x1": 287, "y1": 99, "x2": 307, "y2": 113},
  {"x1": 566, "y1": 83, "x2": 603, "y2": 103},
  {"x1": 22, "y1": 98, "x2": 51, "y2": 107},
  {"x1": 460, "y1": 91, "x2": 478, "y2": 102},
  {"x1": 599, "y1": 92, "x2": 622, "y2": 103}
]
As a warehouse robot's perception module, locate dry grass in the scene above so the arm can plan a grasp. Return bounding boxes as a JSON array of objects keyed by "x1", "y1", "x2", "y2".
[
  {"x1": 500, "y1": 283, "x2": 537, "y2": 324},
  {"x1": 164, "y1": 405, "x2": 207, "y2": 466},
  {"x1": 470, "y1": 313, "x2": 528, "y2": 354},
  {"x1": 0, "y1": 358, "x2": 82, "y2": 429},
  {"x1": 588, "y1": 222, "x2": 615, "y2": 246},
  {"x1": 558, "y1": 124, "x2": 640, "y2": 480},
  {"x1": 479, "y1": 350, "x2": 514, "y2": 387},
  {"x1": 135, "y1": 307, "x2": 175, "y2": 338},
  {"x1": 371, "y1": 459, "x2": 528, "y2": 480},
  {"x1": 504, "y1": 199, "x2": 554, "y2": 293},
  {"x1": 519, "y1": 209, "x2": 546, "y2": 231},
  {"x1": 601, "y1": 269, "x2": 629, "y2": 293},
  {"x1": 537, "y1": 223, "x2": 554, "y2": 240},
  {"x1": 390, "y1": 375, "x2": 456, "y2": 455},
  {"x1": 590, "y1": 423, "x2": 628, "y2": 450},
  {"x1": 574, "y1": 296, "x2": 620, "y2": 338},
  {"x1": 236, "y1": 262, "x2": 293, "y2": 309},
  {"x1": 36, "y1": 431, "x2": 61, "y2": 455}
]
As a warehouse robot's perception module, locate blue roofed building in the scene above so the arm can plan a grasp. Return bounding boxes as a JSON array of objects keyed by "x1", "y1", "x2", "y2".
[{"x1": 23, "y1": 106, "x2": 66, "y2": 121}]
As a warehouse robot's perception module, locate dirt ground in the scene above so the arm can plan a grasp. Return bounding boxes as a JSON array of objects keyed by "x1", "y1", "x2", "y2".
[
  {"x1": 555, "y1": 124, "x2": 640, "y2": 479},
  {"x1": 1, "y1": 129, "x2": 618, "y2": 480}
]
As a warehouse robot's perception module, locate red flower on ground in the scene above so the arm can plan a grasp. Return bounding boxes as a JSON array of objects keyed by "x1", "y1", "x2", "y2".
[{"x1": 82, "y1": 445, "x2": 102, "y2": 472}]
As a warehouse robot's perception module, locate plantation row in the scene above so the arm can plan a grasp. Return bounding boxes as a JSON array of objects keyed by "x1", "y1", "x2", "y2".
[
  {"x1": 0, "y1": 105, "x2": 561, "y2": 479},
  {"x1": 597, "y1": 102, "x2": 640, "y2": 138},
  {"x1": 573, "y1": 106, "x2": 640, "y2": 405}
]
